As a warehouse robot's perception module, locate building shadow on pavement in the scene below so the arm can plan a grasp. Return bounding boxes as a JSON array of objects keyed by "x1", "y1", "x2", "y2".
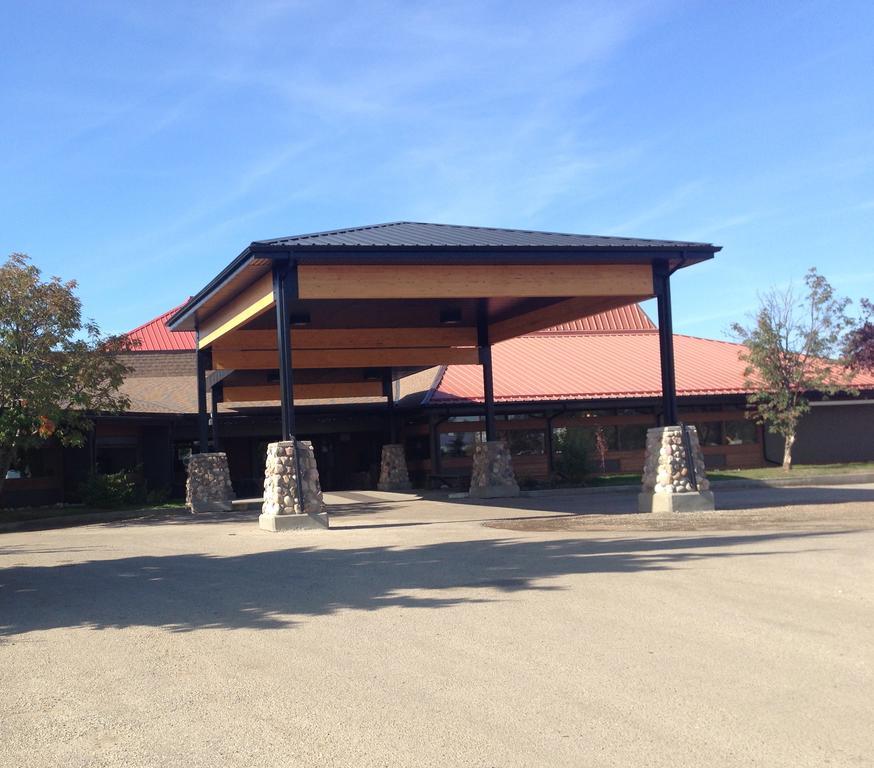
[{"x1": 0, "y1": 529, "x2": 853, "y2": 637}]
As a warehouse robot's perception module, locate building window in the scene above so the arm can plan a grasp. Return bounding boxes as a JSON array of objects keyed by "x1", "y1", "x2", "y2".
[
  {"x1": 617, "y1": 424, "x2": 648, "y2": 451},
  {"x1": 439, "y1": 432, "x2": 483, "y2": 457},
  {"x1": 96, "y1": 437, "x2": 139, "y2": 473},
  {"x1": 500, "y1": 430, "x2": 546, "y2": 456},
  {"x1": 723, "y1": 420, "x2": 758, "y2": 445},
  {"x1": 6, "y1": 446, "x2": 57, "y2": 479},
  {"x1": 693, "y1": 422, "x2": 723, "y2": 446}
]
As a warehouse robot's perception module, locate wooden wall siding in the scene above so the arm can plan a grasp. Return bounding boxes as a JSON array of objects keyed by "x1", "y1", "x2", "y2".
[
  {"x1": 703, "y1": 443, "x2": 764, "y2": 469},
  {"x1": 214, "y1": 326, "x2": 477, "y2": 351},
  {"x1": 211, "y1": 346, "x2": 480, "y2": 370},
  {"x1": 297, "y1": 264, "x2": 654, "y2": 300},
  {"x1": 198, "y1": 271, "x2": 274, "y2": 349},
  {"x1": 222, "y1": 381, "x2": 384, "y2": 402}
]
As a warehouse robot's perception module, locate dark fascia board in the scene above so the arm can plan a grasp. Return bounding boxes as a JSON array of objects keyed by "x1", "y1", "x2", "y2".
[
  {"x1": 167, "y1": 244, "x2": 286, "y2": 330},
  {"x1": 168, "y1": 241, "x2": 720, "y2": 331},
  {"x1": 247, "y1": 242, "x2": 721, "y2": 261}
]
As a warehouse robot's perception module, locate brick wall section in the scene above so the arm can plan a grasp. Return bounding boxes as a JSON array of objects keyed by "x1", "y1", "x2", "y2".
[{"x1": 121, "y1": 351, "x2": 196, "y2": 378}]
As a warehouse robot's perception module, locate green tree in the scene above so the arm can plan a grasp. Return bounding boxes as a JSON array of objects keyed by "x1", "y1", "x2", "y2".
[
  {"x1": 0, "y1": 254, "x2": 132, "y2": 496},
  {"x1": 731, "y1": 268, "x2": 855, "y2": 470},
  {"x1": 553, "y1": 427, "x2": 590, "y2": 484},
  {"x1": 844, "y1": 297, "x2": 874, "y2": 372}
]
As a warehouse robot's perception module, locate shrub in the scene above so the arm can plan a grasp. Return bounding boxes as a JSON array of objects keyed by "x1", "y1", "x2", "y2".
[
  {"x1": 144, "y1": 486, "x2": 170, "y2": 506},
  {"x1": 79, "y1": 470, "x2": 139, "y2": 508}
]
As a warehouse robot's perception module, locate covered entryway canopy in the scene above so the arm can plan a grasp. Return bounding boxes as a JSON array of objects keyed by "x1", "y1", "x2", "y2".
[
  {"x1": 168, "y1": 221, "x2": 719, "y2": 522},
  {"x1": 168, "y1": 221, "x2": 718, "y2": 444}
]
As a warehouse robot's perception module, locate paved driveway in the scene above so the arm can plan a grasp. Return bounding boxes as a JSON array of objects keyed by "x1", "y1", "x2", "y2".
[{"x1": 2, "y1": 485, "x2": 873, "y2": 767}]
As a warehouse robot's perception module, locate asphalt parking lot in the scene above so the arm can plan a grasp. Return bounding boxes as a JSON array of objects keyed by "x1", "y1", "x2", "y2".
[{"x1": 2, "y1": 484, "x2": 873, "y2": 767}]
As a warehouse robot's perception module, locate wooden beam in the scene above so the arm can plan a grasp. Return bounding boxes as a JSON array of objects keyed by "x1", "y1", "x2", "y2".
[
  {"x1": 297, "y1": 264, "x2": 653, "y2": 300},
  {"x1": 223, "y1": 381, "x2": 384, "y2": 402},
  {"x1": 214, "y1": 326, "x2": 477, "y2": 351},
  {"x1": 198, "y1": 271, "x2": 274, "y2": 348},
  {"x1": 212, "y1": 346, "x2": 481, "y2": 370},
  {"x1": 489, "y1": 296, "x2": 648, "y2": 342}
]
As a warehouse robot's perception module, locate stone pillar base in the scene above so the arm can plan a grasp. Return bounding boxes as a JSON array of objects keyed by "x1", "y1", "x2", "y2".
[
  {"x1": 638, "y1": 491, "x2": 715, "y2": 514},
  {"x1": 185, "y1": 452, "x2": 234, "y2": 513},
  {"x1": 377, "y1": 443, "x2": 412, "y2": 491},
  {"x1": 258, "y1": 511, "x2": 329, "y2": 531},
  {"x1": 469, "y1": 440, "x2": 519, "y2": 499},
  {"x1": 260, "y1": 440, "x2": 326, "y2": 531},
  {"x1": 639, "y1": 425, "x2": 714, "y2": 514}
]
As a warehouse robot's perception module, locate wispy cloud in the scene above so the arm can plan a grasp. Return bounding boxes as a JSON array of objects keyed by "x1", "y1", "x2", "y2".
[
  {"x1": 89, "y1": 0, "x2": 664, "y2": 270},
  {"x1": 676, "y1": 212, "x2": 766, "y2": 242},
  {"x1": 602, "y1": 181, "x2": 703, "y2": 237}
]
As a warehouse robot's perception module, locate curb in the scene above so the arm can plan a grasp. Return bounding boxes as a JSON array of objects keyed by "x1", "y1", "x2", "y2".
[
  {"x1": 518, "y1": 472, "x2": 874, "y2": 499},
  {"x1": 710, "y1": 472, "x2": 874, "y2": 490}
]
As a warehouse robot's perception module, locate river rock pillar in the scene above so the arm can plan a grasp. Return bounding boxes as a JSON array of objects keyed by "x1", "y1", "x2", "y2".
[
  {"x1": 377, "y1": 444, "x2": 412, "y2": 491},
  {"x1": 259, "y1": 439, "x2": 328, "y2": 531},
  {"x1": 638, "y1": 425, "x2": 715, "y2": 513},
  {"x1": 469, "y1": 440, "x2": 520, "y2": 498},
  {"x1": 186, "y1": 452, "x2": 234, "y2": 513}
]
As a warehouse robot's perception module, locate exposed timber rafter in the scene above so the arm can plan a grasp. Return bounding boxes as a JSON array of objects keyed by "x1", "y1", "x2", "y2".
[
  {"x1": 213, "y1": 326, "x2": 477, "y2": 351},
  {"x1": 223, "y1": 381, "x2": 384, "y2": 402},
  {"x1": 211, "y1": 346, "x2": 480, "y2": 371}
]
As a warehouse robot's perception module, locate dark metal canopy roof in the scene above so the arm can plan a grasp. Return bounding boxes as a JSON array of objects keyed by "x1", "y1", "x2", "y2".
[
  {"x1": 255, "y1": 221, "x2": 716, "y2": 250},
  {"x1": 168, "y1": 221, "x2": 721, "y2": 331}
]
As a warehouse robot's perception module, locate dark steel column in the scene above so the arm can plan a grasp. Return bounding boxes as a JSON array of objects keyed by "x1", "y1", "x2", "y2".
[
  {"x1": 382, "y1": 370, "x2": 397, "y2": 444},
  {"x1": 272, "y1": 261, "x2": 298, "y2": 441},
  {"x1": 653, "y1": 260, "x2": 679, "y2": 426},
  {"x1": 545, "y1": 412, "x2": 556, "y2": 475},
  {"x1": 195, "y1": 342, "x2": 210, "y2": 453},
  {"x1": 210, "y1": 384, "x2": 222, "y2": 452},
  {"x1": 477, "y1": 299, "x2": 497, "y2": 441},
  {"x1": 430, "y1": 415, "x2": 442, "y2": 480}
]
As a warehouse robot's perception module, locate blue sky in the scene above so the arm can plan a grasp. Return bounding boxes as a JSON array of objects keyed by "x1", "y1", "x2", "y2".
[{"x1": 2, "y1": 1, "x2": 873, "y2": 339}]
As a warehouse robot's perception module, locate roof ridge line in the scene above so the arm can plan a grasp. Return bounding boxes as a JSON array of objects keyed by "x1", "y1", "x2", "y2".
[
  {"x1": 124, "y1": 300, "x2": 190, "y2": 336},
  {"x1": 254, "y1": 221, "x2": 412, "y2": 244},
  {"x1": 254, "y1": 220, "x2": 717, "y2": 247}
]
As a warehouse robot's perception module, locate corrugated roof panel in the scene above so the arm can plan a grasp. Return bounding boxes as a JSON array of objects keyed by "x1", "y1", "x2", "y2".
[
  {"x1": 536, "y1": 304, "x2": 656, "y2": 333},
  {"x1": 126, "y1": 302, "x2": 196, "y2": 352},
  {"x1": 257, "y1": 221, "x2": 716, "y2": 250},
  {"x1": 432, "y1": 332, "x2": 874, "y2": 402}
]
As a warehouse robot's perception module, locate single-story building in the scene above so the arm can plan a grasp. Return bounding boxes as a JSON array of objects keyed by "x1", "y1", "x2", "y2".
[
  {"x1": 5, "y1": 291, "x2": 872, "y2": 507},
  {"x1": 6, "y1": 222, "x2": 874, "y2": 506}
]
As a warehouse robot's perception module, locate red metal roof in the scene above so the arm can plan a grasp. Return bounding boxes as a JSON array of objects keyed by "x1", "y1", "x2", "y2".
[
  {"x1": 432, "y1": 331, "x2": 874, "y2": 403},
  {"x1": 126, "y1": 302, "x2": 196, "y2": 352},
  {"x1": 536, "y1": 304, "x2": 655, "y2": 333},
  {"x1": 125, "y1": 302, "x2": 874, "y2": 404}
]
